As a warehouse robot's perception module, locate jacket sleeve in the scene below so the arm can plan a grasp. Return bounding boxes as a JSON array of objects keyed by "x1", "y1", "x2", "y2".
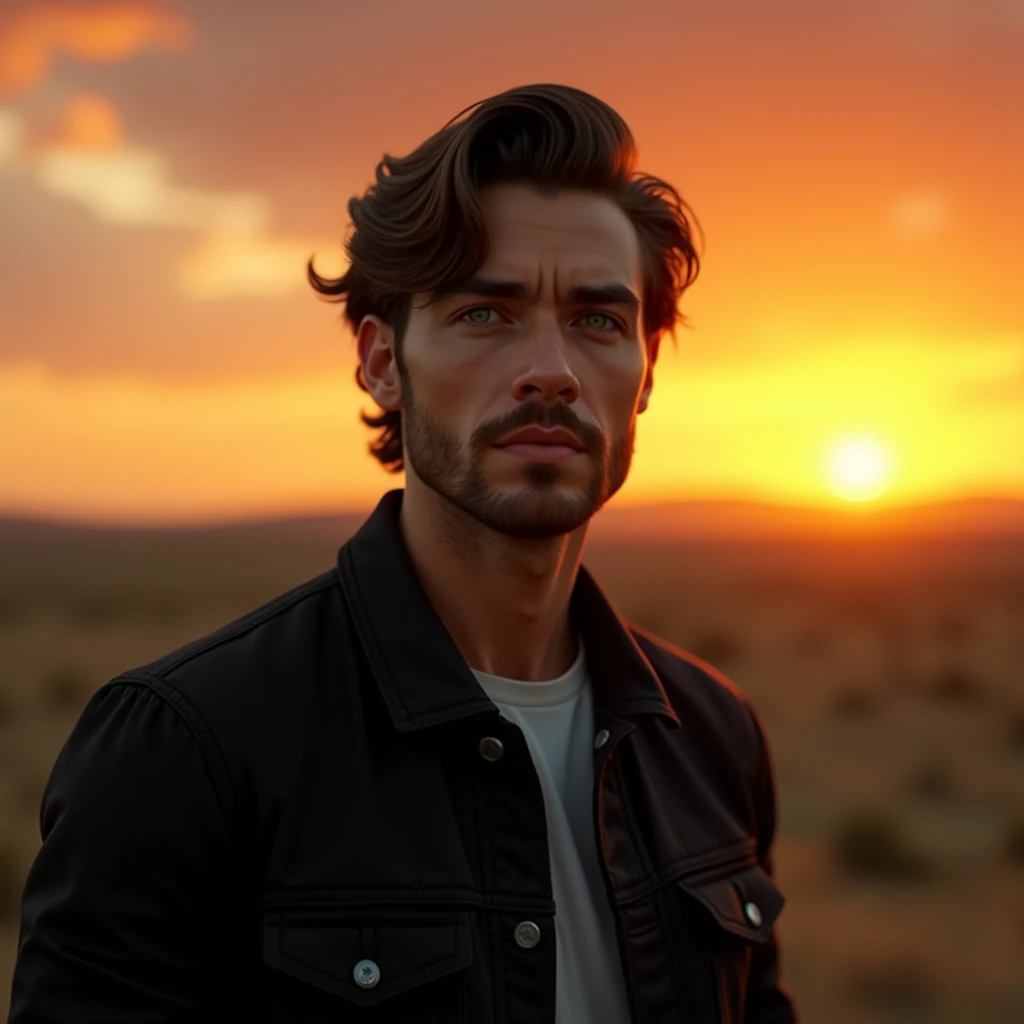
[
  {"x1": 7, "y1": 679, "x2": 238, "y2": 1023},
  {"x1": 745, "y1": 703, "x2": 799, "y2": 1023}
]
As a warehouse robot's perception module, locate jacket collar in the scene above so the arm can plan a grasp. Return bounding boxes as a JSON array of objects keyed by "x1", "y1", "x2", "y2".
[{"x1": 336, "y1": 489, "x2": 680, "y2": 733}]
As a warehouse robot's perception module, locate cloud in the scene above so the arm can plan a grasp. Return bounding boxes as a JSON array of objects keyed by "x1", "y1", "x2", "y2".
[
  {"x1": 30, "y1": 91, "x2": 123, "y2": 152},
  {"x1": 32, "y1": 129, "x2": 344, "y2": 297},
  {"x1": 0, "y1": 1, "x2": 192, "y2": 96},
  {"x1": 36, "y1": 139, "x2": 269, "y2": 230},
  {"x1": 179, "y1": 232, "x2": 346, "y2": 300},
  {"x1": 1, "y1": 92, "x2": 343, "y2": 299}
]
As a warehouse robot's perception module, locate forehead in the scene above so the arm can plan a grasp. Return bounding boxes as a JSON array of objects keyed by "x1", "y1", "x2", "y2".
[{"x1": 474, "y1": 183, "x2": 642, "y2": 289}]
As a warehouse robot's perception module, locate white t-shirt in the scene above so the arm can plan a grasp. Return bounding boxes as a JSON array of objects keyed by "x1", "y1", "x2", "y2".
[{"x1": 471, "y1": 640, "x2": 632, "y2": 1024}]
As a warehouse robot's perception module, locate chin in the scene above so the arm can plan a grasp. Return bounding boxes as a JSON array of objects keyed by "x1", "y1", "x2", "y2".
[{"x1": 470, "y1": 482, "x2": 602, "y2": 539}]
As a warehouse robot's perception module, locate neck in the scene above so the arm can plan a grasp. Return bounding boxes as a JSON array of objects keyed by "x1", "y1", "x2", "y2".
[{"x1": 398, "y1": 477, "x2": 588, "y2": 681}]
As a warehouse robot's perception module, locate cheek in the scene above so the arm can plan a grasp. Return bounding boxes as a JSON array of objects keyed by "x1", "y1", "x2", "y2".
[
  {"x1": 585, "y1": 351, "x2": 647, "y2": 423},
  {"x1": 413, "y1": 324, "x2": 529, "y2": 395},
  {"x1": 406, "y1": 350, "x2": 493, "y2": 436}
]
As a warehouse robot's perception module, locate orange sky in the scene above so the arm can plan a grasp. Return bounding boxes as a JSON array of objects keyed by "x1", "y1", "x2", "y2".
[{"x1": 1, "y1": 0, "x2": 1022, "y2": 524}]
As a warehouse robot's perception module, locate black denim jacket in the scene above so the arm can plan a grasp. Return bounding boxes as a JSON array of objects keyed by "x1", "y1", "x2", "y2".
[{"x1": 8, "y1": 488, "x2": 798, "y2": 1023}]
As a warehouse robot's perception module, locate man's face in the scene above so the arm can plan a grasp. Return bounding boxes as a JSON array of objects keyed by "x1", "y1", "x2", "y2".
[{"x1": 373, "y1": 183, "x2": 657, "y2": 539}]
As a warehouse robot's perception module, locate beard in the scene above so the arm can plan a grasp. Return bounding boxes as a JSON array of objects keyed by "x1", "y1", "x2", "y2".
[{"x1": 400, "y1": 372, "x2": 635, "y2": 539}]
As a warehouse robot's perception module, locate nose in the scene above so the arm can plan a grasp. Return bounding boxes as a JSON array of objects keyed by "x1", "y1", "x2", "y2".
[{"x1": 510, "y1": 322, "x2": 580, "y2": 404}]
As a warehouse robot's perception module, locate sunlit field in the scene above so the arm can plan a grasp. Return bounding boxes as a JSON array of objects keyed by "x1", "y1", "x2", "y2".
[{"x1": 1, "y1": 510, "x2": 1023, "y2": 1022}]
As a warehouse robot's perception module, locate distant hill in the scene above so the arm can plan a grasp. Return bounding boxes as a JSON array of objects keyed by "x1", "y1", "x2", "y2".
[
  {"x1": 1, "y1": 495, "x2": 1020, "y2": 544},
  {"x1": 588, "y1": 495, "x2": 1024, "y2": 542},
  {"x1": 0, "y1": 511, "x2": 368, "y2": 545}
]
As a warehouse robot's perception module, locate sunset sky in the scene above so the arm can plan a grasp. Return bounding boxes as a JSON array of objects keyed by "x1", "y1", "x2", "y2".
[{"x1": 1, "y1": 0, "x2": 1022, "y2": 524}]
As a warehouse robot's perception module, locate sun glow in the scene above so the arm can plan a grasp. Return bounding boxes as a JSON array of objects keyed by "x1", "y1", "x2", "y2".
[{"x1": 823, "y1": 434, "x2": 896, "y2": 503}]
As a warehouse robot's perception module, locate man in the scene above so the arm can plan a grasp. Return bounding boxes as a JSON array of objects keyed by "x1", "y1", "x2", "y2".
[{"x1": 9, "y1": 83, "x2": 797, "y2": 1022}]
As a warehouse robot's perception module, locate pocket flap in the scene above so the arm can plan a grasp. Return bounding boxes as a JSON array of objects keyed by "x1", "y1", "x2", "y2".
[
  {"x1": 263, "y1": 910, "x2": 473, "y2": 1006},
  {"x1": 677, "y1": 861, "x2": 784, "y2": 943}
]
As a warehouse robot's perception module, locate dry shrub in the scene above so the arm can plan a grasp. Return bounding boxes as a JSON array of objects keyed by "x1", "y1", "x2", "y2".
[
  {"x1": 1002, "y1": 815, "x2": 1024, "y2": 867},
  {"x1": 928, "y1": 666, "x2": 986, "y2": 703},
  {"x1": 40, "y1": 667, "x2": 93, "y2": 712},
  {"x1": 831, "y1": 685, "x2": 879, "y2": 718},
  {"x1": 831, "y1": 808, "x2": 934, "y2": 881},
  {"x1": 845, "y1": 956, "x2": 938, "y2": 1010},
  {"x1": 790, "y1": 620, "x2": 833, "y2": 657},
  {"x1": 907, "y1": 761, "x2": 954, "y2": 801}
]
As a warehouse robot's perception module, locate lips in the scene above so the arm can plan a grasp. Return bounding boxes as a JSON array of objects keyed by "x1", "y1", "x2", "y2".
[{"x1": 494, "y1": 426, "x2": 585, "y2": 451}]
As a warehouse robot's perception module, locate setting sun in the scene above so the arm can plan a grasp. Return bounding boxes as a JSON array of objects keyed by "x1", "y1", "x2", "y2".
[{"x1": 823, "y1": 434, "x2": 895, "y2": 503}]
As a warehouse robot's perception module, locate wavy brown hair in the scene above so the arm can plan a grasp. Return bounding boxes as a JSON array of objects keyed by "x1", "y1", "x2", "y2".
[{"x1": 307, "y1": 82, "x2": 703, "y2": 473}]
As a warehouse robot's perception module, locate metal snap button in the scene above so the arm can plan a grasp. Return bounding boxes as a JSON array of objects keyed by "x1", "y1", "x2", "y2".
[
  {"x1": 479, "y1": 736, "x2": 504, "y2": 761},
  {"x1": 514, "y1": 920, "x2": 541, "y2": 948},
  {"x1": 353, "y1": 958, "x2": 380, "y2": 989},
  {"x1": 744, "y1": 901, "x2": 762, "y2": 927},
  {"x1": 593, "y1": 728, "x2": 610, "y2": 750}
]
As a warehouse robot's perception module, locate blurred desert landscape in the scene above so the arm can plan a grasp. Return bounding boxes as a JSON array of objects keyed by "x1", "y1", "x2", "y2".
[{"x1": 1, "y1": 496, "x2": 1022, "y2": 1022}]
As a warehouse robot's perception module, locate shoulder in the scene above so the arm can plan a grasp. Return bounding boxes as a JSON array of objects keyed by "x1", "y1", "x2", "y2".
[
  {"x1": 628, "y1": 621, "x2": 765, "y2": 757},
  {"x1": 113, "y1": 568, "x2": 344, "y2": 729}
]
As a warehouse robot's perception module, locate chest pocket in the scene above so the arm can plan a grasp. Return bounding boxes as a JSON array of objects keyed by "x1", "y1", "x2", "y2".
[
  {"x1": 262, "y1": 908, "x2": 474, "y2": 1022},
  {"x1": 675, "y1": 859, "x2": 785, "y2": 1024}
]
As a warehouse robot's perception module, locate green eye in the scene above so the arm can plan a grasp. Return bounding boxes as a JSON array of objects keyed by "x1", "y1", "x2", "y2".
[
  {"x1": 584, "y1": 312, "x2": 614, "y2": 330},
  {"x1": 462, "y1": 307, "x2": 498, "y2": 325},
  {"x1": 458, "y1": 307, "x2": 622, "y2": 333}
]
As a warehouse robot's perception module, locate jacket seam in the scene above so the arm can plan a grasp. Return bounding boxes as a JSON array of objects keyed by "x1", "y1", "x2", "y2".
[
  {"x1": 336, "y1": 546, "x2": 412, "y2": 724},
  {"x1": 653, "y1": 882, "x2": 690, "y2": 1019},
  {"x1": 473, "y1": 741, "x2": 510, "y2": 1024},
  {"x1": 611, "y1": 749, "x2": 694, "y2": 1018},
  {"x1": 610, "y1": 839, "x2": 758, "y2": 907},
  {"x1": 401, "y1": 699, "x2": 500, "y2": 730},
  {"x1": 613, "y1": 753, "x2": 655, "y2": 878},
  {"x1": 153, "y1": 571, "x2": 337, "y2": 675},
  {"x1": 258, "y1": 890, "x2": 556, "y2": 912},
  {"x1": 107, "y1": 671, "x2": 239, "y2": 835}
]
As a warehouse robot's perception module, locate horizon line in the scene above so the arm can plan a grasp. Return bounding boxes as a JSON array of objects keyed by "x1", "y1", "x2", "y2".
[{"x1": 2, "y1": 490, "x2": 1022, "y2": 534}]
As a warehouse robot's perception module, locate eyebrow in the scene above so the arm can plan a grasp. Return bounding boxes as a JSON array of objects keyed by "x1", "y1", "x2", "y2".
[{"x1": 430, "y1": 276, "x2": 641, "y2": 314}]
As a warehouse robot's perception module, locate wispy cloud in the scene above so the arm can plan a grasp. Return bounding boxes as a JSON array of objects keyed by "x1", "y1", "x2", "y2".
[
  {"x1": 0, "y1": 97, "x2": 345, "y2": 299},
  {"x1": 179, "y1": 232, "x2": 343, "y2": 300},
  {"x1": 36, "y1": 139, "x2": 269, "y2": 231},
  {"x1": 0, "y1": 1, "x2": 192, "y2": 96},
  {"x1": 28, "y1": 91, "x2": 123, "y2": 152}
]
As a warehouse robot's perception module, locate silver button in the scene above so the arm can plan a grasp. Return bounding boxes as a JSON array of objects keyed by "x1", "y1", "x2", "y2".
[
  {"x1": 744, "y1": 901, "x2": 762, "y2": 927},
  {"x1": 479, "y1": 736, "x2": 504, "y2": 761},
  {"x1": 353, "y1": 958, "x2": 380, "y2": 989},
  {"x1": 594, "y1": 728, "x2": 610, "y2": 750},
  {"x1": 513, "y1": 920, "x2": 541, "y2": 948}
]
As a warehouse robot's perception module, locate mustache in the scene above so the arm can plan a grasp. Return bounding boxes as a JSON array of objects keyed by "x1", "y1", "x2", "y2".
[{"x1": 474, "y1": 403, "x2": 605, "y2": 453}]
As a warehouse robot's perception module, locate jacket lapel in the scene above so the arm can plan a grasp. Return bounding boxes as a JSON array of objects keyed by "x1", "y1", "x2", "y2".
[{"x1": 336, "y1": 488, "x2": 678, "y2": 734}]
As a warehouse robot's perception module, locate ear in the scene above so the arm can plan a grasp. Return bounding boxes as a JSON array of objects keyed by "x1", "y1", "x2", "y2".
[
  {"x1": 636, "y1": 333, "x2": 661, "y2": 414},
  {"x1": 356, "y1": 315, "x2": 402, "y2": 411}
]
